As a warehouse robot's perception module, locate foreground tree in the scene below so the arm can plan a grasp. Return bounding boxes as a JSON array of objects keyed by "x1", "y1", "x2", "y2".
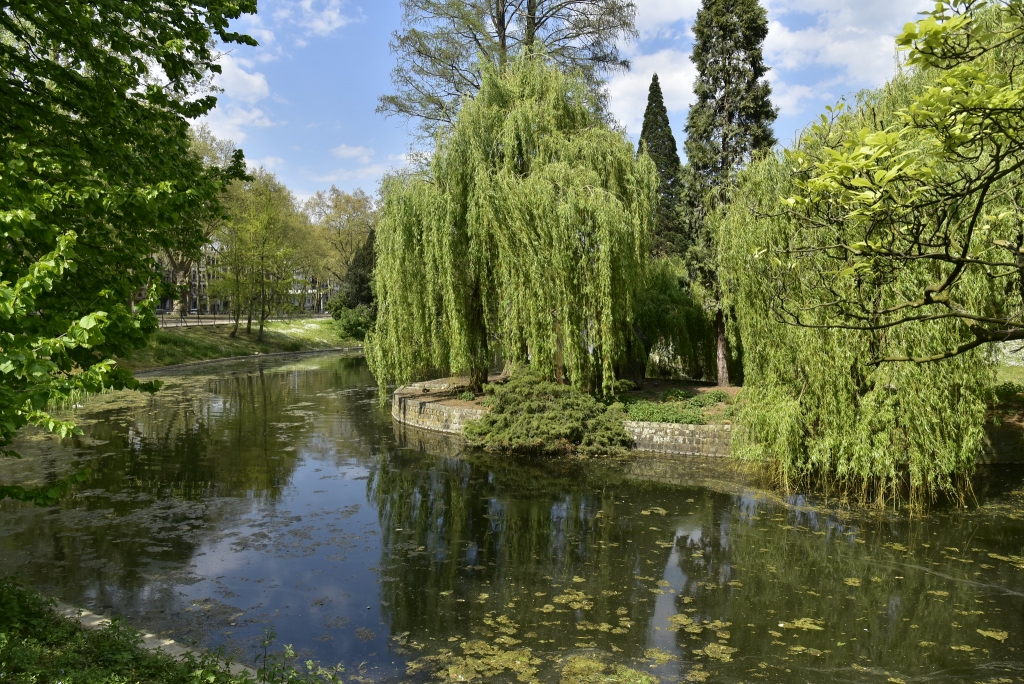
[
  {"x1": 682, "y1": 0, "x2": 776, "y2": 386},
  {"x1": 368, "y1": 55, "x2": 657, "y2": 394},
  {"x1": 1, "y1": 0, "x2": 252, "y2": 502},
  {"x1": 379, "y1": 0, "x2": 637, "y2": 136},
  {"x1": 716, "y1": 1, "x2": 1024, "y2": 503},
  {"x1": 639, "y1": 74, "x2": 684, "y2": 256}
]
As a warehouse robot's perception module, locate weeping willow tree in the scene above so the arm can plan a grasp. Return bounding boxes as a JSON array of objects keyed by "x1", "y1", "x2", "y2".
[
  {"x1": 367, "y1": 54, "x2": 658, "y2": 395},
  {"x1": 717, "y1": 2, "x2": 1024, "y2": 504}
]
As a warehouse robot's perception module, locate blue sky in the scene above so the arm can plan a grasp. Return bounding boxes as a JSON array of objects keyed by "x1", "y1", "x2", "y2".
[{"x1": 202, "y1": 0, "x2": 929, "y2": 200}]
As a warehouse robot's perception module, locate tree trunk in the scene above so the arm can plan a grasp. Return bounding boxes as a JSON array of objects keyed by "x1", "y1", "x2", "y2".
[
  {"x1": 715, "y1": 308, "x2": 729, "y2": 387},
  {"x1": 246, "y1": 303, "x2": 253, "y2": 334}
]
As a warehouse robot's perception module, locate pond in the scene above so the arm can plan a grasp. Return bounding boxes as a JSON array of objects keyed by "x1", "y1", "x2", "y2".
[{"x1": 1, "y1": 353, "x2": 1023, "y2": 683}]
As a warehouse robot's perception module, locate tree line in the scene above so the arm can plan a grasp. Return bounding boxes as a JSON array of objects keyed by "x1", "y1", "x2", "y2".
[{"x1": 159, "y1": 126, "x2": 377, "y2": 342}]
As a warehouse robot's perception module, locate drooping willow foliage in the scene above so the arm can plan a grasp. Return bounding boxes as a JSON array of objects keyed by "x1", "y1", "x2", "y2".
[
  {"x1": 367, "y1": 54, "x2": 659, "y2": 395},
  {"x1": 718, "y1": 43, "x2": 1005, "y2": 504}
]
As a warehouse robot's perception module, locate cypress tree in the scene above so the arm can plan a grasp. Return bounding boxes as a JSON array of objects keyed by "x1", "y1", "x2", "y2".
[
  {"x1": 639, "y1": 74, "x2": 684, "y2": 256},
  {"x1": 683, "y1": 0, "x2": 777, "y2": 386}
]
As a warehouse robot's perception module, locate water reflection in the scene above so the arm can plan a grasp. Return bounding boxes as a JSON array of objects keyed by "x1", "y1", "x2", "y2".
[{"x1": 0, "y1": 354, "x2": 1022, "y2": 683}]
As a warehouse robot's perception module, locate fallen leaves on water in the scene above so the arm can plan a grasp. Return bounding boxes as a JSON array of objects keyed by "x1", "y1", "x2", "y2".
[
  {"x1": 695, "y1": 643, "x2": 738, "y2": 662},
  {"x1": 780, "y1": 617, "x2": 824, "y2": 631},
  {"x1": 977, "y1": 629, "x2": 1009, "y2": 642}
]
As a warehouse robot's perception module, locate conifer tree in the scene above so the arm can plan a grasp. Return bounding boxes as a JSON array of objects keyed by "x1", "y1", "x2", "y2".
[
  {"x1": 639, "y1": 74, "x2": 683, "y2": 256},
  {"x1": 683, "y1": 0, "x2": 776, "y2": 386}
]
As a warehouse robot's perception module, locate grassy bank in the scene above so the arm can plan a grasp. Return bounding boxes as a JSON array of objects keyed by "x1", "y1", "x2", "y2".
[
  {"x1": 117, "y1": 319, "x2": 360, "y2": 372},
  {"x1": 0, "y1": 579, "x2": 345, "y2": 684}
]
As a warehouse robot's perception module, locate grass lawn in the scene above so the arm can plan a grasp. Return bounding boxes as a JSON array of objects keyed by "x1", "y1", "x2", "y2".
[{"x1": 117, "y1": 318, "x2": 360, "y2": 372}]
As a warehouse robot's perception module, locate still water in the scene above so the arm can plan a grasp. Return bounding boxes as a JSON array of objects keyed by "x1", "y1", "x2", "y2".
[{"x1": 1, "y1": 354, "x2": 1023, "y2": 683}]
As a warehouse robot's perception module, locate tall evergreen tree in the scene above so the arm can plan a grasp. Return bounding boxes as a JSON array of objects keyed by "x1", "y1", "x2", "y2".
[
  {"x1": 683, "y1": 0, "x2": 776, "y2": 386},
  {"x1": 639, "y1": 74, "x2": 683, "y2": 256}
]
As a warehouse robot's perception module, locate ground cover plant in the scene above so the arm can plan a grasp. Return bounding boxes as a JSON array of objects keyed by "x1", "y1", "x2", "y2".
[
  {"x1": 117, "y1": 320, "x2": 357, "y2": 372},
  {"x1": 464, "y1": 370, "x2": 634, "y2": 456},
  {"x1": 614, "y1": 388, "x2": 731, "y2": 425}
]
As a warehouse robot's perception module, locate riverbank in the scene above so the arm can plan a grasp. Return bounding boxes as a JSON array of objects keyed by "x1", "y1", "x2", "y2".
[
  {"x1": 0, "y1": 580, "x2": 253, "y2": 684},
  {"x1": 117, "y1": 319, "x2": 359, "y2": 372},
  {"x1": 392, "y1": 377, "x2": 1024, "y2": 464}
]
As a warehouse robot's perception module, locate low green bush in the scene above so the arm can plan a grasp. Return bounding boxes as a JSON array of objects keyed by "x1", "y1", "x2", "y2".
[
  {"x1": 994, "y1": 381, "x2": 1024, "y2": 403},
  {"x1": 464, "y1": 370, "x2": 633, "y2": 456},
  {"x1": 329, "y1": 304, "x2": 374, "y2": 341},
  {"x1": 616, "y1": 389, "x2": 730, "y2": 424},
  {"x1": 458, "y1": 391, "x2": 475, "y2": 401},
  {"x1": 620, "y1": 400, "x2": 706, "y2": 424}
]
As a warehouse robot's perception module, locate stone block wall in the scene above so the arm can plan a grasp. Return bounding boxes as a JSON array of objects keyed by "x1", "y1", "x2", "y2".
[
  {"x1": 624, "y1": 421, "x2": 731, "y2": 457},
  {"x1": 391, "y1": 388, "x2": 732, "y2": 458}
]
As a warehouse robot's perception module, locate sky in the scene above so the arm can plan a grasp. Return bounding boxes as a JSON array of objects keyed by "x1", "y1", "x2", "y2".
[{"x1": 200, "y1": 0, "x2": 930, "y2": 201}]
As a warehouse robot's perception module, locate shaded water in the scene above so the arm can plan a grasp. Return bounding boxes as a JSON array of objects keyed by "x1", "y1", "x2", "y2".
[{"x1": 1, "y1": 354, "x2": 1023, "y2": 683}]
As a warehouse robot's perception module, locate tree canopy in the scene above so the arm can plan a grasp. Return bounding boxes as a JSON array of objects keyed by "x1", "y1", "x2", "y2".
[
  {"x1": 367, "y1": 54, "x2": 658, "y2": 395},
  {"x1": 716, "y1": 0, "x2": 1024, "y2": 503},
  {"x1": 378, "y1": 0, "x2": 637, "y2": 136},
  {"x1": 681, "y1": 0, "x2": 777, "y2": 386},
  {"x1": 639, "y1": 74, "x2": 684, "y2": 257},
  {"x1": 0, "y1": 0, "x2": 254, "y2": 501}
]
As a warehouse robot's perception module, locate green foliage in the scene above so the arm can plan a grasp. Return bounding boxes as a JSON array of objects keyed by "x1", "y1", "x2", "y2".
[
  {"x1": 379, "y1": 0, "x2": 637, "y2": 136},
  {"x1": 752, "y1": 2, "x2": 1024, "y2": 362},
  {"x1": 634, "y1": 258, "x2": 716, "y2": 379},
  {"x1": 329, "y1": 304, "x2": 374, "y2": 342},
  {"x1": 464, "y1": 370, "x2": 633, "y2": 456},
  {"x1": 616, "y1": 389, "x2": 728, "y2": 424},
  {"x1": 994, "y1": 382, "x2": 1024, "y2": 403},
  {"x1": 458, "y1": 390, "x2": 476, "y2": 401},
  {"x1": 716, "y1": 8, "x2": 1016, "y2": 502},
  {"x1": 212, "y1": 170, "x2": 304, "y2": 340},
  {"x1": 639, "y1": 75, "x2": 684, "y2": 256},
  {"x1": 0, "y1": 0, "x2": 253, "y2": 498},
  {"x1": 338, "y1": 229, "x2": 376, "y2": 309},
  {"x1": 368, "y1": 55, "x2": 658, "y2": 395},
  {"x1": 680, "y1": 0, "x2": 777, "y2": 386}
]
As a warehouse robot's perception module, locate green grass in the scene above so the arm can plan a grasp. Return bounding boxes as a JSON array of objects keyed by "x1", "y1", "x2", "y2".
[
  {"x1": 0, "y1": 578, "x2": 344, "y2": 684},
  {"x1": 117, "y1": 319, "x2": 360, "y2": 372},
  {"x1": 996, "y1": 363, "x2": 1024, "y2": 385}
]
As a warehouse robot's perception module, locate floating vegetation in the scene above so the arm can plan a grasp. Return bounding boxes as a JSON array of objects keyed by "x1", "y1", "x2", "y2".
[
  {"x1": 780, "y1": 618, "x2": 824, "y2": 631},
  {"x1": 951, "y1": 645, "x2": 977, "y2": 652},
  {"x1": 407, "y1": 640, "x2": 541, "y2": 682},
  {"x1": 843, "y1": 578, "x2": 861, "y2": 587},
  {"x1": 926, "y1": 590, "x2": 949, "y2": 597},
  {"x1": 559, "y1": 656, "x2": 656, "y2": 684},
  {"x1": 552, "y1": 589, "x2": 593, "y2": 610},
  {"x1": 977, "y1": 629, "x2": 1009, "y2": 642},
  {"x1": 643, "y1": 648, "x2": 675, "y2": 665},
  {"x1": 695, "y1": 643, "x2": 738, "y2": 662}
]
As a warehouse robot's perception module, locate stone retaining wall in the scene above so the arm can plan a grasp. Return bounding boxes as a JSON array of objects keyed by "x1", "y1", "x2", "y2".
[
  {"x1": 391, "y1": 386, "x2": 1024, "y2": 464},
  {"x1": 391, "y1": 385, "x2": 732, "y2": 458}
]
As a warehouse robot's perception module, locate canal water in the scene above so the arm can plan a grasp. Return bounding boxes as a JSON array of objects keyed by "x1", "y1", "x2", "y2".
[{"x1": 1, "y1": 353, "x2": 1022, "y2": 683}]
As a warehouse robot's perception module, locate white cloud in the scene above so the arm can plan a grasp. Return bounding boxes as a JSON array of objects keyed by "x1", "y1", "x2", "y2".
[
  {"x1": 312, "y1": 154, "x2": 410, "y2": 184},
  {"x1": 607, "y1": 50, "x2": 696, "y2": 136},
  {"x1": 763, "y1": 0, "x2": 920, "y2": 87},
  {"x1": 214, "y1": 54, "x2": 270, "y2": 104},
  {"x1": 276, "y1": 0, "x2": 361, "y2": 37},
  {"x1": 633, "y1": 0, "x2": 700, "y2": 38},
  {"x1": 332, "y1": 144, "x2": 375, "y2": 164},
  {"x1": 202, "y1": 105, "x2": 274, "y2": 143},
  {"x1": 769, "y1": 80, "x2": 822, "y2": 117},
  {"x1": 249, "y1": 156, "x2": 286, "y2": 171}
]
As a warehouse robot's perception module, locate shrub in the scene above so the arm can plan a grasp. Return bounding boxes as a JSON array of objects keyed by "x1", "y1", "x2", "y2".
[
  {"x1": 621, "y1": 400, "x2": 705, "y2": 425},
  {"x1": 458, "y1": 391, "x2": 475, "y2": 401},
  {"x1": 329, "y1": 303, "x2": 374, "y2": 341},
  {"x1": 464, "y1": 370, "x2": 633, "y2": 456},
  {"x1": 994, "y1": 382, "x2": 1024, "y2": 403}
]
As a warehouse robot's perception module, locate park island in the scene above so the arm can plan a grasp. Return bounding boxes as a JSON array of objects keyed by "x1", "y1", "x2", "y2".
[{"x1": 2, "y1": 0, "x2": 1024, "y2": 683}]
